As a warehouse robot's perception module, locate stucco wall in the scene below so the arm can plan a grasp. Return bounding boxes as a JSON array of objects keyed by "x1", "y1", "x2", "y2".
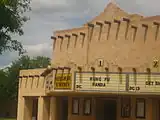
[{"x1": 52, "y1": 3, "x2": 160, "y2": 73}]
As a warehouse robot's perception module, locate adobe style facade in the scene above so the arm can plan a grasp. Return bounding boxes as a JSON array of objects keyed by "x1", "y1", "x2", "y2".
[{"x1": 17, "y1": 2, "x2": 160, "y2": 120}]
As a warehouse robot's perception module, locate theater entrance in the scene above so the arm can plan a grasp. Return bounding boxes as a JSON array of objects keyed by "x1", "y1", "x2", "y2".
[
  {"x1": 104, "y1": 100, "x2": 117, "y2": 120},
  {"x1": 61, "y1": 97, "x2": 68, "y2": 120},
  {"x1": 96, "y1": 99, "x2": 117, "y2": 120}
]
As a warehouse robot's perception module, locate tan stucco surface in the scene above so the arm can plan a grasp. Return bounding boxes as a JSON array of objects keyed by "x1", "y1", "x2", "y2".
[{"x1": 17, "y1": 2, "x2": 160, "y2": 120}]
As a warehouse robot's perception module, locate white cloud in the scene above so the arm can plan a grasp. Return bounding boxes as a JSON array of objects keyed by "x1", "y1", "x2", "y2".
[
  {"x1": 24, "y1": 43, "x2": 52, "y2": 57},
  {"x1": 116, "y1": 0, "x2": 160, "y2": 15}
]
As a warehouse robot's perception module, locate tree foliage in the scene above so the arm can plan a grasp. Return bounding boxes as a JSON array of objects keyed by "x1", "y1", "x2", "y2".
[
  {"x1": 0, "y1": 0, "x2": 31, "y2": 55},
  {"x1": 0, "y1": 55, "x2": 51, "y2": 101}
]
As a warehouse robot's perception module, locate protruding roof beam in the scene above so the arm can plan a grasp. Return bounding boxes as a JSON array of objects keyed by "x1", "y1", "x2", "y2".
[
  {"x1": 123, "y1": 17, "x2": 130, "y2": 22},
  {"x1": 51, "y1": 36, "x2": 56, "y2": 40},
  {"x1": 88, "y1": 23, "x2": 94, "y2": 27},
  {"x1": 72, "y1": 33, "x2": 78, "y2": 36},
  {"x1": 58, "y1": 36, "x2": 63, "y2": 39},
  {"x1": 65, "y1": 34, "x2": 71, "y2": 38}
]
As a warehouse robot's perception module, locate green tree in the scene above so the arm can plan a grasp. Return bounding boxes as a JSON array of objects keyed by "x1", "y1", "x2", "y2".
[
  {"x1": 0, "y1": 0, "x2": 31, "y2": 55},
  {"x1": 0, "y1": 55, "x2": 51, "y2": 101},
  {"x1": 0, "y1": 69, "x2": 9, "y2": 100}
]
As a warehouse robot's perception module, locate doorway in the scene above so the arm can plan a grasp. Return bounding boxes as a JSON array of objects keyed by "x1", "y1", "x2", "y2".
[
  {"x1": 104, "y1": 100, "x2": 117, "y2": 120},
  {"x1": 61, "y1": 98, "x2": 68, "y2": 120}
]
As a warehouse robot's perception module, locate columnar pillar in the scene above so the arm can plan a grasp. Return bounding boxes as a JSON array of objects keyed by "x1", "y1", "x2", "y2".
[
  {"x1": 23, "y1": 97, "x2": 33, "y2": 120},
  {"x1": 17, "y1": 96, "x2": 25, "y2": 120},
  {"x1": 68, "y1": 97, "x2": 72, "y2": 120},
  {"x1": 49, "y1": 97, "x2": 57, "y2": 120},
  {"x1": 147, "y1": 98, "x2": 153, "y2": 120},
  {"x1": 131, "y1": 96, "x2": 136, "y2": 120},
  {"x1": 37, "y1": 97, "x2": 50, "y2": 120}
]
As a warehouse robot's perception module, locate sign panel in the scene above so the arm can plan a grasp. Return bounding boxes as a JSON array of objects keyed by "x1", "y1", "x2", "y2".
[
  {"x1": 54, "y1": 73, "x2": 72, "y2": 89},
  {"x1": 75, "y1": 72, "x2": 160, "y2": 94},
  {"x1": 128, "y1": 74, "x2": 160, "y2": 93},
  {"x1": 75, "y1": 72, "x2": 126, "y2": 92}
]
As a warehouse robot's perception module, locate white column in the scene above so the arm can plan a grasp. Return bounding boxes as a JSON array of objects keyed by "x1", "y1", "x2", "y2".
[
  {"x1": 23, "y1": 97, "x2": 33, "y2": 120},
  {"x1": 49, "y1": 97, "x2": 58, "y2": 120},
  {"x1": 37, "y1": 97, "x2": 50, "y2": 120},
  {"x1": 17, "y1": 96, "x2": 25, "y2": 120}
]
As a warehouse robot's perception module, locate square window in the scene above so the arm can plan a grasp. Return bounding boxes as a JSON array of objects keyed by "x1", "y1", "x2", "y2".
[
  {"x1": 72, "y1": 98, "x2": 80, "y2": 115},
  {"x1": 83, "y1": 98, "x2": 92, "y2": 115},
  {"x1": 121, "y1": 97, "x2": 131, "y2": 118},
  {"x1": 136, "y1": 98, "x2": 145, "y2": 118}
]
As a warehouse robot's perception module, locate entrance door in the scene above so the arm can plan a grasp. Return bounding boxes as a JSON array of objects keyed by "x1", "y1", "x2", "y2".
[
  {"x1": 62, "y1": 98, "x2": 68, "y2": 120},
  {"x1": 104, "y1": 100, "x2": 117, "y2": 120}
]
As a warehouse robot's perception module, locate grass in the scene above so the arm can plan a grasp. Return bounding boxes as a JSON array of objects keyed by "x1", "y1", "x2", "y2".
[{"x1": 0, "y1": 118, "x2": 16, "y2": 120}]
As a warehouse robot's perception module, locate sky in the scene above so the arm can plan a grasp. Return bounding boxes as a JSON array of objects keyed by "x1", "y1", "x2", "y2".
[{"x1": 0, "y1": 0, "x2": 160, "y2": 68}]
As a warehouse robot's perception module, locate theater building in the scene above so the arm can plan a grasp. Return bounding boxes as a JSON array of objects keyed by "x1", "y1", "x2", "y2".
[{"x1": 17, "y1": 1, "x2": 160, "y2": 120}]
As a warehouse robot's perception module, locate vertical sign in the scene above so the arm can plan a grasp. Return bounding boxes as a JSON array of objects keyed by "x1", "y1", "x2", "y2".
[{"x1": 54, "y1": 73, "x2": 72, "y2": 89}]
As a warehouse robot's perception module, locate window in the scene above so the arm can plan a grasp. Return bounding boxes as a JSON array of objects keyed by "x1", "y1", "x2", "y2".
[
  {"x1": 121, "y1": 97, "x2": 131, "y2": 118},
  {"x1": 136, "y1": 98, "x2": 145, "y2": 118},
  {"x1": 98, "y1": 59, "x2": 104, "y2": 67},
  {"x1": 83, "y1": 98, "x2": 92, "y2": 115},
  {"x1": 118, "y1": 67, "x2": 123, "y2": 84},
  {"x1": 72, "y1": 98, "x2": 80, "y2": 115}
]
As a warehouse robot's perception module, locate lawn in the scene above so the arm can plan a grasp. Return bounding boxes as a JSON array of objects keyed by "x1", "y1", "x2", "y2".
[{"x1": 0, "y1": 118, "x2": 16, "y2": 120}]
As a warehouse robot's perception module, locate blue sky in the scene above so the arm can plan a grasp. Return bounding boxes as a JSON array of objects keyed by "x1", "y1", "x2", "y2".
[{"x1": 0, "y1": 0, "x2": 160, "y2": 68}]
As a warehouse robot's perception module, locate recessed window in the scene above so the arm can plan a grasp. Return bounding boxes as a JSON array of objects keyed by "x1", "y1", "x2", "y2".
[
  {"x1": 98, "y1": 59, "x2": 104, "y2": 67},
  {"x1": 121, "y1": 97, "x2": 131, "y2": 118},
  {"x1": 83, "y1": 98, "x2": 92, "y2": 115},
  {"x1": 72, "y1": 98, "x2": 80, "y2": 115},
  {"x1": 136, "y1": 98, "x2": 146, "y2": 118}
]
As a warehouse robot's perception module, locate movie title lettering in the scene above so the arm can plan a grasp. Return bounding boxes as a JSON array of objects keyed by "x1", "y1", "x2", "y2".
[
  {"x1": 145, "y1": 81, "x2": 160, "y2": 86},
  {"x1": 92, "y1": 82, "x2": 106, "y2": 87}
]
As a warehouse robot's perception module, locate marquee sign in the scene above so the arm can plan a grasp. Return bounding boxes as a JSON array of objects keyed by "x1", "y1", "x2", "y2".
[
  {"x1": 54, "y1": 73, "x2": 72, "y2": 89},
  {"x1": 75, "y1": 72, "x2": 126, "y2": 92},
  {"x1": 75, "y1": 72, "x2": 160, "y2": 94}
]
